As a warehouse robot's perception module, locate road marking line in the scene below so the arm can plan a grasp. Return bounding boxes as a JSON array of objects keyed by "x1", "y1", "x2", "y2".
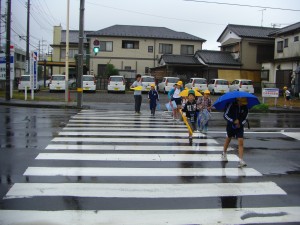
[
  {"x1": 282, "y1": 132, "x2": 300, "y2": 140},
  {"x1": 72, "y1": 115, "x2": 174, "y2": 121},
  {"x1": 58, "y1": 131, "x2": 206, "y2": 138},
  {"x1": 2, "y1": 207, "x2": 299, "y2": 225},
  {"x1": 66, "y1": 123, "x2": 185, "y2": 128},
  {"x1": 24, "y1": 167, "x2": 262, "y2": 177},
  {"x1": 63, "y1": 127, "x2": 188, "y2": 131},
  {"x1": 69, "y1": 119, "x2": 184, "y2": 124},
  {"x1": 5, "y1": 182, "x2": 285, "y2": 199},
  {"x1": 52, "y1": 137, "x2": 218, "y2": 144},
  {"x1": 45, "y1": 144, "x2": 234, "y2": 151},
  {"x1": 35, "y1": 153, "x2": 239, "y2": 162}
]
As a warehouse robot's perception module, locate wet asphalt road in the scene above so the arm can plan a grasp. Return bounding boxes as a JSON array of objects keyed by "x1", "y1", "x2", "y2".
[{"x1": 0, "y1": 105, "x2": 300, "y2": 224}]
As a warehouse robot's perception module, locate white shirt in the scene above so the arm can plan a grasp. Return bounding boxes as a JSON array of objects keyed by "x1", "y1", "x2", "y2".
[{"x1": 173, "y1": 88, "x2": 181, "y2": 98}]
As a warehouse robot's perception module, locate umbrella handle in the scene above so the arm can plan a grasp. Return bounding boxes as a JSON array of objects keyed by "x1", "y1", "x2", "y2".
[{"x1": 179, "y1": 109, "x2": 193, "y2": 136}]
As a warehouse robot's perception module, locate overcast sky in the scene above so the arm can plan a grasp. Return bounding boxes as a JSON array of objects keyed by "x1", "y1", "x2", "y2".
[{"x1": 3, "y1": 0, "x2": 300, "y2": 54}]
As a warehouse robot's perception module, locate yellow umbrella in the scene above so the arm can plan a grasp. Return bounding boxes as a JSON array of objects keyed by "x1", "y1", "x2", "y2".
[
  {"x1": 179, "y1": 88, "x2": 203, "y2": 97},
  {"x1": 193, "y1": 88, "x2": 203, "y2": 97},
  {"x1": 130, "y1": 86, "x2": 143, "y2": 91},
  {"x1": 179, "y1": 109, "x2": 193, "y2": 136}
]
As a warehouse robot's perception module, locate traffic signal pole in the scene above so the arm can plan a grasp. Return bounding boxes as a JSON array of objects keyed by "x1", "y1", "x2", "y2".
[
  {"x1": 77, "y1": 0, "x2": 85, "y2": 108},
  {"x1": 65, "y1": 0, "x2": 70, "y2": 103},
  {"x1": 5, "y1": 0, "x2": 11, "y2": 101}
]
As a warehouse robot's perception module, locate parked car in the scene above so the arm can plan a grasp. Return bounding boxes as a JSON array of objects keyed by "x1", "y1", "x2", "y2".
[
  {"x1": 38, "y1": 78, "x2": 51, "y2": 88},
  {"x1": 82, "y1": 75, "x2": 96, "y2": 92},
  {"x1": 158, "y1": 77, "x2": 179, "y2": 93},
  {"x1": 49, "y1": 74, "x2": 66, "y2": 92},
  {"x1": 141, "y1": 76, "x2": 156, "y2": 92},
  {"x1": 229, "y1": 79, "x2": 254, "y2": 93},
  {"x1": 18, "y1": 75, "x2": 40, "y2": 92},
  {"x1": 107, "y1": 75, "x2": 126, "y2": 93},
  {"x1": 208, "y1": 78, "x2": 229, "y2": 95},
  {"x1": 185, "y1": 78, "x2": 207, "y2": 92}
]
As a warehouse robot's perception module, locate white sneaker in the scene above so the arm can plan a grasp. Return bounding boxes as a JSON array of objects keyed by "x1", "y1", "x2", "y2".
[
  {"x1": 238, "y1": 160, "x2": 247, "y2": 168},
  {"x1": 221, "y1": 153, "x2": 228, "y2": 162}
]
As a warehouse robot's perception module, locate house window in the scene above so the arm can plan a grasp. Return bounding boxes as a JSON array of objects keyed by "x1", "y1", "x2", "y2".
[
  {"x1": 277, "y1": 41, "x2": 283, "y2": 53},
  {"x1": 261, "y1": 70, "x2": 269, "y2": 81},
  {"x1": 294, "y1": 36, "x2": 299, "y2": 42},
  {"x1": 148, "y1": 46, "x2": 153, "y2": 53},
  {"x1": 181, "y1": 45, "x2": 194, "y2": 55},
  {"x1": 124, "y1": 66, "x2": 131, "y2": 70},
  {"x1": 99, "y1": 41, "x2": 113, "y2": 52},
  {"x1": 60, "y1": 49, "x2": 79, "y2": 59},
  {"x1": 122, "y1": 40, "x2": 139, "y2": 49},
  {"x1": 284, "y1": 38, "x2": 289, "y2": 48},
  {"x1": 159, "y1": 43, "x2": 173, "y2": 54}
]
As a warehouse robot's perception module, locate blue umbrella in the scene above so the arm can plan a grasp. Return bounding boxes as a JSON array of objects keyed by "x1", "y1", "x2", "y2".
[{"x1": 213, "y1": 91, "x2": 260, "y2": 110}]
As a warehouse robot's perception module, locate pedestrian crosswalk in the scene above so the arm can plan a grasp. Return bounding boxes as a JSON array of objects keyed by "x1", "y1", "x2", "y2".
[{"x1": 1, "y1": 109, "x2": 300, "y2": 224}]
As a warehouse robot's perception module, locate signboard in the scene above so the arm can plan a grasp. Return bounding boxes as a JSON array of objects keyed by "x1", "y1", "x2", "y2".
[
  {"x1": 0, "y1": 53, "x2": 14, "y2": 80},
  {"x1": 262, "y1": 88, "x2": 279, "y2": 98},
  {"x1": 31, "y1": 51, "x2": 38, "y2": 88}
]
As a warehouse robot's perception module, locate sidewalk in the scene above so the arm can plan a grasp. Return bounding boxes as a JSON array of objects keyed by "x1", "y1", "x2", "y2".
[{"x1": 1, "y1": 98, "x2": 300, "y2": 113}]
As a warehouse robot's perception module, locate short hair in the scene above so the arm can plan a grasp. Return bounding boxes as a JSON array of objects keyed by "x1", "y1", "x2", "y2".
[{"x1": 136, "y1": 74, "x2": 141, "y2": 79}]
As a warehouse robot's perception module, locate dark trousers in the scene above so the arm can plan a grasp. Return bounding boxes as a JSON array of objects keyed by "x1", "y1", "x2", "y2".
[{"x1": 134, "y1": 95, "x2": 142, "y2": 113}]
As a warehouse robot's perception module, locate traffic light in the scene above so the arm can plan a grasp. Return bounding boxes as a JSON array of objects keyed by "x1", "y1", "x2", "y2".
[
  {"x1": 93, "y1": 39, "x2": 100, "y2": 55},
  {"x1": 93, "y1": 47, "x2": 100, "y2": 55}
]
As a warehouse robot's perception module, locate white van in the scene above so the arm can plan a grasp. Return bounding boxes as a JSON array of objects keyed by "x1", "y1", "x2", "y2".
[
  {"x1": 83, "y1": 75, "x2": 96, "y2": 92},
  {"x1": 185, "y1": 78, "x2": 207, "y2": 93},
  {"x1": 208, "y1": 78, "x2": 229, "y2": 95},
  {"x1": 107, "y1": 75, "x2": 126, "y2": 93},
  {"x1": 18, "y1": 75, "x2": 39, "y2": 91},
  {"x1": 158, "y1": 77, "x2": 179, "y2": 93},
  {"x1": 49, "y1": 75, "x2": 66, "y2": 92},
  {"x1": 141, "y1": 76, "x2": 155, "y2": 92},
  {"x1": 229, "y1": 79, "x2": 254, "y2": 93}
]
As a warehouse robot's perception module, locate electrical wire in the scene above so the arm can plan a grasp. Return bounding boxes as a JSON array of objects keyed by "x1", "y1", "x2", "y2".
[{"x1": 183, "y1": 0, "x2": 300, "y2": 12}]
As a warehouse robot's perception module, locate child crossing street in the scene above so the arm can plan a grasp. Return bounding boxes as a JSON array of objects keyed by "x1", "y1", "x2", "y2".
[
  {"x1": 148, "y1": 84, "x2": 159, "y2": 116},
  {"x1": 182, "y1": 89, "x2": 199, "y2": 142}
]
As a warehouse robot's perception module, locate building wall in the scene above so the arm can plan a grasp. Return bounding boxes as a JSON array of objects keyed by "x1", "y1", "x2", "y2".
[
  {"x1": 89, "y1": 36, "x2": 203, "y2": 76},
  {"x1": 274, "y1": 31, "x2": 300, "y2": 59}
]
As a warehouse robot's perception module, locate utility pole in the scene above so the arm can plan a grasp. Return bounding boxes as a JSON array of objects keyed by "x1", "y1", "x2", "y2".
[
  {"x1": 26, "y1": 0, "x2": 30, "y2": 73},
  {"x1": 77, "y1": 0, "x2": 84, "y2": 108},
  {"x1": 65, "y1": 0, "x2": 70, "y2": 103},
  {"x1": 0, "y1": 0, "x2": 2, "y2": 52},
  {"x1": 5, "y1": 0, "x2": 11, "y2": 100},
  {"x1": 259, "y1": 9, "x2": 266, "y2": 27}
]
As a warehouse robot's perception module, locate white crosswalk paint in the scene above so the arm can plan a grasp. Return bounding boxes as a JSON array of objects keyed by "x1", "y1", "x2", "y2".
[
  {"x1": 58, "y1": 131, "x2": 205, "y2": 137},
  {"x1": 63, "y1": 127, "x2": 188, "y2": 131},
  {"x1": 69, "y1": 119, "x2": 183, "y2": 124},
  {"x1": 35, "y1": 153, "x2": 239, "y2": 162},
  {"x1": 45, "y1": 144, "x2": 234, "y2": 151},
  {"x1": 1, "y1": 207, "x2": 300, "y2": 225},
  {"x1": 24, "y1": 167, "x2": 262, "y2": 177},
  {"x1": 5, "y1": 182, "x2": 285, "y2": 199},
  {"x1": 282, "y1": 132, "x2": 300, "y2": 140},
  {"x1": 3, "y1": 109, "x2": 297, "y2": 225},
  {"x1": 52, "y1": 137, "x2": 218, "y2": 144}
]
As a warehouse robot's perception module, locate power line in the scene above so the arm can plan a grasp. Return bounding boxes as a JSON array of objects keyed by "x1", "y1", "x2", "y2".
[
  {"x1": 184, "y1": 0, "x2": 300, "y2": 12},
  {"x1": 85, "y1": 0, "x2": 226, "y2": 26}
]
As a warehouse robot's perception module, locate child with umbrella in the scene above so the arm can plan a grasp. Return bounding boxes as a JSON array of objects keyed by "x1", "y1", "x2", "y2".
[{"x1": 222, "y1": 97, "x2": 249, "y2": 167}]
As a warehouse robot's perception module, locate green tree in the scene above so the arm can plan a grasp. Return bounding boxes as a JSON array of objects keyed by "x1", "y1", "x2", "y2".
[{"x1": 105, "y1": 63, "x2": 119, "y2": 77}]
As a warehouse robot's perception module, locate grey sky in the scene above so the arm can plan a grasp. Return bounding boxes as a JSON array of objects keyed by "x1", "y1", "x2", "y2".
[{"x1": 4, "y1": 0, "x2": 300, "y2": 54}]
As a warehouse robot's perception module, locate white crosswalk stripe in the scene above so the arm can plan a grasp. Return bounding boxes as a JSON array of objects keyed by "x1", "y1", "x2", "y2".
[{"x1": 2, "y1": 109, "x2": 299, "y2": 224}]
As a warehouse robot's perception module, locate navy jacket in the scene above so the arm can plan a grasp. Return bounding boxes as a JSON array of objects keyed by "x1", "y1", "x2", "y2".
[{"x1": 224, "y1": 102, "x2": 248, "y2": 127}]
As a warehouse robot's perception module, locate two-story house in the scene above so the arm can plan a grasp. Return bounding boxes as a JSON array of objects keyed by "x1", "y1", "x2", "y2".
[
  {"x1": 217, "y1": 24, "x2": 278, "y2": 83},
  {"x1": 262, "y1": 22, "x2": 300, "y2": 93},
  {"x1": 50, "y1": 25, "x2": 91, "y2": 77},
  {"x1": 86, "y1": 25, "x2": 205, "y2": 78}
]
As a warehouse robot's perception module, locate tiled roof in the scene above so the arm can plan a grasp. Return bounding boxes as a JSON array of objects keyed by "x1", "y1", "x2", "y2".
[
  {"x1": 61, "y1": 30, "x2": 93, "y2": 44},
  {"x1": 87, "y1": 25, "x2": 206, "y2": 41},
  {"x1": 161, "y1": 55, "x2": 201, "y2": 65},
  {"x1": 217, "y1": 24, "x2": 278, "y2": 41},
  {"x1": 195, "y1": 50, "x2": 242, "y2": 66},
  {"x1": 269, "y1": 22, "x2": 300, "y2": 36}
]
